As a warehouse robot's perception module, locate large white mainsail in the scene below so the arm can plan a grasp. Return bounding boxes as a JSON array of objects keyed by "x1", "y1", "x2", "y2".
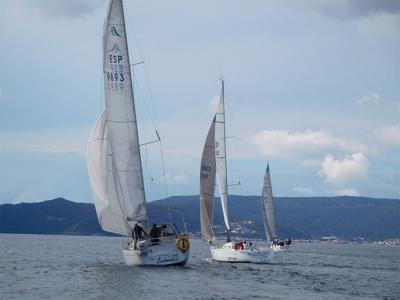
[
  {"x1": 87, "y1": 0, "x2": 146, "y2": 236},
  {"x1": 261, "y1": 164, "x2": 277, "y2": 244},
  {"x1": 200, "y1": 117, "x2": 216, "y2": 241},
  {"x1": 215, "y1": 79, "x2": 230, "y2": 231}
]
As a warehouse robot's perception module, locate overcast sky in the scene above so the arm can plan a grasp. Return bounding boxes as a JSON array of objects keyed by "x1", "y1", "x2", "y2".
[{"x1": 1, "y1": 0, "x2": 399, "y2": 203}]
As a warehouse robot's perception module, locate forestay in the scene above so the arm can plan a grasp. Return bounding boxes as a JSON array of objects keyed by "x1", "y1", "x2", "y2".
[
  {"x1": 215, "y1": 80, "x2": 230, "y2": 231},
  {"x1": 200, "y1": 117, "x2": 216, "y2": 241},
  {"x1": 262, "y1": 164, "x2": 277, "y2": 243},
  {"x1": 87, "y1": 0, "x2": 147, "y2": 236}
]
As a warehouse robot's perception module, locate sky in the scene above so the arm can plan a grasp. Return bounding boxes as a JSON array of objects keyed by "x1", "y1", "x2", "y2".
[{"x1": 0, "y1": 0, "x2": 399, "y2": 204}]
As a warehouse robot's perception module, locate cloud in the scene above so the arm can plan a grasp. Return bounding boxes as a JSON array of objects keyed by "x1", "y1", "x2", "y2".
[
  {"x1": 292, "y1": 186, "x2": 317, "y2": 196},
  {"x1": 329, "y1": 188, "x2": 361, "y2": 197},
  {"x1": 319, "y1": 152, "x2": 369, "y2": 185},
  {"x1": 306, "y1": 0, "x2": 400, "y2": 20},
  {"x1": 357, "y1": 93, "x2": 382, "y2": 105},
  {"x1": 252, "y1": 129, "x2": 367, "y2": 158},
  {"x1": 374, "y1": 124, "x2": 400, "y2": 145},
  {"x1": 9, "y1": 0, "x2": 103, "y2": 19},
  {"x1": 304, "y1": 0, "x2": 400, "y2": 35},
  {"x1": 162, "y1": 174, "x2": 189, "y2": 185}
]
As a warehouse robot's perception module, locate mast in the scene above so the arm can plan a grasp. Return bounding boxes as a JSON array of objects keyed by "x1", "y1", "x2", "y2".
[{"x1": 215, "y1": 78, "x2": 231, "y2": 241}]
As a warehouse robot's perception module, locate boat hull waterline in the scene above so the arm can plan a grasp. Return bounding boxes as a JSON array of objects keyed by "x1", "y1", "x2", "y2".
[{"x1": 210, "y1": 242, "x2": 273, "y2": 263}]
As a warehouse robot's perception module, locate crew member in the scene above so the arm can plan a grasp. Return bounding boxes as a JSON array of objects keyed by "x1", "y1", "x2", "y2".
[
  {"x1": 149, "y1": 223, "x2": 161, "y2": 245},
  {"x1": 132, "y1": 222, "x2": 147, "y2": 250}
]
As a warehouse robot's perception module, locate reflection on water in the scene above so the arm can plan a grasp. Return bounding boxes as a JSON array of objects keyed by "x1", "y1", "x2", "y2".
[{"x1": 0, "y1": 234, "x2": 399, "y2": 299}]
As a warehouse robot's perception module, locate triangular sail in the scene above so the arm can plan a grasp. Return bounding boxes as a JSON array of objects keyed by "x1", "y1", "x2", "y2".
[
  {"x1": 215, "y1": 80, "x2": 230, "y2": 231},
  {"x1": 262, "y1": 164, "x2": 277, "y2": 243},
  {"x1": 87, "y1": 0, "x2": 147, "y2": 235},
  {"x1": 87, "y1": 113, "x2": 132, "y2": 235},
  {"x1": 200, "y1": 117, "x2": 216, "y2": 241}
]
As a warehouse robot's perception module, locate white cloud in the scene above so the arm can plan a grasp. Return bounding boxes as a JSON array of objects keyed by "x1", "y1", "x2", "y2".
[
  {"x1": 357, "y1": 93, "x2": 382, "y2": 105},
  {"x1": 319, "y1": 152, "x2": 369, "y2": 185},
  {"x1": 293, "y1": 186, "x2": 317, "y2": 196},
  {"x1": 162, "y1": 174, "x2": 189, "y2": 185},
  {"x1": 252, "y1": 129, "x2": 367, "y2": 158},
  {"x1": 329, "y1": 188, "x2": 361, "y2": 197},
  {"x1": 374, "y1": 124, "x2": 400, "y2": 145}
]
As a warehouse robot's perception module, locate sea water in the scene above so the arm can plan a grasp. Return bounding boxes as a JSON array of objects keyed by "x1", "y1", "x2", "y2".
[{"x1": 0, "y1": 234, "x2": 399, "y2": 299}]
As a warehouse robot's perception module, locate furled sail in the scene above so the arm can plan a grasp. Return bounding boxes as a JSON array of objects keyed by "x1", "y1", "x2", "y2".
[
  {"x1": 87, "y1": 0, "x2": 147, "y2": 235},
  {"x1": 215, "y1": 80, "x2": 230, "y2": 231},
  {"x1": 262, "y1": 164, "x2": 277, "y2": 243},
  {"x1": 200, "y1": 117, "x2": 216, "y2": 241}
]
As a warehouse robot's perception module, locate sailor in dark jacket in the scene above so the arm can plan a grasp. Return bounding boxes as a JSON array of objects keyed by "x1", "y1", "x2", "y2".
[
  {"x1": 149, "y1": 223, "x2": 161, "y2": 245},
  {"x1": 132, "y1": 222, "x2": 147, "y2": 250}
]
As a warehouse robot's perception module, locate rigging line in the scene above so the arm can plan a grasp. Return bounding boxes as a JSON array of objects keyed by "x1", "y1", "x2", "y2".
[
  {"x1": 133, "y1": 76, "x2": 161, "y2": 202},
  {"x1": 159, "y1": 137, "x2": 172, "y2": 224},
  {"x1": 124, "y1": 5, "x2": 160, "y2": 130},
  {"x1": 124, "y1": 3, "x2": 170, "y2": 220},
  {"x1": 132, "y1": 70, "x2": 157, "y2": 132},
  {"x1": 225, "y1": 91, "x2": 246, "y2": 196}
]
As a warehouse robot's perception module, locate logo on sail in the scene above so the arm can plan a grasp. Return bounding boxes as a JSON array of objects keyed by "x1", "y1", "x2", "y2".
[
  {"x1": 109, "y1": 44, "x2": 121, "y2": 53},
  {"x1": 110, "y1": 26, "x2": 122, "y2": 37}
]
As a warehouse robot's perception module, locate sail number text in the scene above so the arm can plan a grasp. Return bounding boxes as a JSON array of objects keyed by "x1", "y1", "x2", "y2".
[{"x1": 107, "y1": 54, "x2": 125, "y2": 92}]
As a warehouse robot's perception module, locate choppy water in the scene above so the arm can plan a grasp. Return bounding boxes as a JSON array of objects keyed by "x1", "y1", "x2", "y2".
[{"x1": 0, "y1": 234, "x2": 399, "y2": 299}]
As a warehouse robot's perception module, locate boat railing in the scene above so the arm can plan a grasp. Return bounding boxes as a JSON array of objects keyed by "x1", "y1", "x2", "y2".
[
  {"x1": 130, "y1": 209, "x2": 189, "y2": 234},
  {"x1": 122, "y1": 233, "x2": 186, "y2": 250}
]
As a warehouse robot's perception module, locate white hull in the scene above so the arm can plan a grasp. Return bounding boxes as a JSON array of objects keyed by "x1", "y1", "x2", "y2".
[
  {"x1": 122, "y1": 236, "x2": 189, "y2": 266},
  {"x1": 210, "y1": 242, "x2": 273, "y2": 263},
  {"x1": 271, "y1": 244, "x2": 291, "y2": 252}
]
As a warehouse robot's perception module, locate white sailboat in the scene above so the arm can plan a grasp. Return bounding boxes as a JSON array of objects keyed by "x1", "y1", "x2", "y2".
[
  {"x1": 262, "y1": 164, "x2": 291, "y2": 252},
  {"x1": 87, "y1": 0, "x2": 190, "y2": 266},
  {"x1": 200, "y1": 79, "x2": 272, "y2": 263}
]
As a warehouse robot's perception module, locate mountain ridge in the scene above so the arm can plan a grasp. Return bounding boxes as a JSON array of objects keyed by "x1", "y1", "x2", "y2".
[{"x1": 1, "y1": 196, "x2": 399, "y2": 240}]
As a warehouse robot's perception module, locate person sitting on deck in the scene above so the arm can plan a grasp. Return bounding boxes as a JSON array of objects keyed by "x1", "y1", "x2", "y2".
[
  {"x1": 132, "y1": 222, "x2": 147, "y2": 250},
  {"x1": 149, "y1": 223, "x2": 161, "y2": 245}
]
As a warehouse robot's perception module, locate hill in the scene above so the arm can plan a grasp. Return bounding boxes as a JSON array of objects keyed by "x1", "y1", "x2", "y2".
[{"x1": 1, "y1": 196, "x2": 399, "y2": 240}]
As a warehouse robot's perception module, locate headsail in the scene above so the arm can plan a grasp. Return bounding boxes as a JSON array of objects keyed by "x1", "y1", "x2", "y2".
[
  {"x1": 87, "y1": 0, "x2": 147, "y2": 235},
  {"x1": 87, "y1": 113, "x2": 132, "y2": 235},
  {"x1": 262, "y1": 164, "x2": 277, "y2": 243},
  {"x1": 215, "y1": 79, "x2": 230, "y2": 231},
  {"x1": 200, "y1": 117, "x2": 216, "y2": 241}
]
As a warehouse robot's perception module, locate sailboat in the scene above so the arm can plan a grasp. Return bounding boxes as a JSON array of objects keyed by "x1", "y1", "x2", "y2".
[
  {"x1": 262, "y1": 164, "x2": 291, "y2": 252},
  {"x1": 87, "y1": 0, "x2": 190, "y2": 266},
  {"x1": 200, "y1": 79, "x2": 272, "y2": 263}
]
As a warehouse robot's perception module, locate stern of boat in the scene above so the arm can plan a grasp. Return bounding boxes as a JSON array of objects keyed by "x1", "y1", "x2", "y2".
[{"x1": 122, "y1": 235, "x2": 190, "y2": 266}]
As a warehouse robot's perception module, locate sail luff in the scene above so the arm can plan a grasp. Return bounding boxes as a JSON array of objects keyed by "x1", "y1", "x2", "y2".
[
  {"x1": 200, "y1": 117, "x2": 216, "y2": 241},
  {"x1": 262, "y1": 164, "x2": 277, "y2": 243},
  {"x1": 215, "y1": 79, "x2": 230, "y2": 231}
]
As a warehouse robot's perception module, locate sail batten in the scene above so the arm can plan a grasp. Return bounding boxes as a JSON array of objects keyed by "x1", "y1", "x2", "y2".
[
  {"x1": 262, "y1": 164, "x2": 277, "y2": 244},
  {"x1": 87, "y1": 0, "x2": 147, "y2": 236}
]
